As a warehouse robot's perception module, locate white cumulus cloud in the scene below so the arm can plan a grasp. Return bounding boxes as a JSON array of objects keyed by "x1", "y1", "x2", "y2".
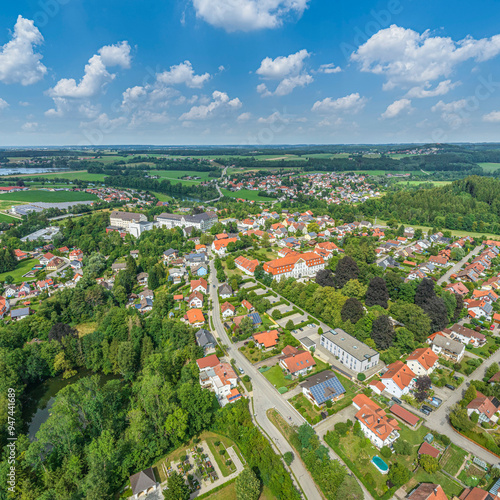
[
  {"x1": 0, "y1": 98, "x2": 9, "y2": 111},
  {"x1": 381, "y1": 98, "x2": 413, "y2": 119},
  {"x1": 192, "y1": 0, "x2": 309, "y2": 32},
  {"x1": 406, "y1": 80, "x2": 460, "y2": 98},
  {"x1": 351, "y1": 25, "x2": 500, "y2": 90},
  {"x1": 318, "y1": 63, "x2": 342, "y2": 74},
  {"x1": 21, "y1": 121, "x2": 38, "y2": 132},
  {"x1": 48, "y1": 41, "x2": 131, "y2": 99},
  {"x1": 257, "y1": 111, "x2": 290, "y2": 124},
  {"x1": 0, "y1": 16, "x2": 47, "y2": 85},
  {"x1": 237, "y1": 112, "x2": 252, "y2": 122},
  {"x1": 156, "y1": 61, "x2": 210, "y2": 88},
  {"x1": 312, "y1": 93, "x2": 367, "y2": 113},
  {"x1": 256, "y1": 49, "x2": 312, "y2": 96},
  {"x1": 483, "y1": 111, "x2": 500, "y2": 122},
  {"x1": 179, "y1": 90, "x2": 241, "y2": 120}
]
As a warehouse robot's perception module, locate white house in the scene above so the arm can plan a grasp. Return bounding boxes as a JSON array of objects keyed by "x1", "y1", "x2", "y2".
[
  {"x1": 380, "y1": 361, "x2": 416, "y2": 399},
  {"x1": 405, "y1": 347, "x2": 439, "y2": 377},
  {"x1": 352, "y1": 394, "x2": 400, "y2": 449}
]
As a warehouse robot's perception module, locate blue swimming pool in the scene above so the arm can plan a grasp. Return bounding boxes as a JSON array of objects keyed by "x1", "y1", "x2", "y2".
[{"x1": 371, "y1": 455, "x2": 389, "y2": 474}]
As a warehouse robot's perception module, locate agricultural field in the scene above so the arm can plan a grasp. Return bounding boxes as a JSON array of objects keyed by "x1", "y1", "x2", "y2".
[
  {"x1": 394, "y1": 180, "x2": 452, "y2": 187},
  {"x1": 221, "y1": 189, "x2": 272, "y2": 202},
  {"x1": 0, "y1": 190, "x2": 98, "y2": 203},
  {"x1": 478, "y1": 162, "x2": 500, "y2": 172},
  {"x1": 0, "y1": 213, "x2": 18, "y2": 222},
  {"x1": 150, "y1": 170, "x2": 213, "y2": 182},
  {"x1": 152, "y1": 192, "x2": 173, "y2": 202}
]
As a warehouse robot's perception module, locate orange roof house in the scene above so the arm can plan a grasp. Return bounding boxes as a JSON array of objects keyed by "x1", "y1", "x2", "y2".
[
  {"x1": 418, "y1": 442, "x2": 440, "y2": 458},
  {"x1": 184, "y1": 309, "x2": 205, "y2": 325},
  {"x1": 196, "y1": 354, "x2": 220, "y2": 370},
  {"x1": 263, "y1": 252, "x2": 324, "y2": 278},
  {"x1": 381, "y1": 361, "x2": 416, "y2": 398},
  {"x1": 241, "y1": 299, "x2": 253, "y2": 311},
  {"x1": 407, "y1": 484, "x2": 448, "y2": 500},
  {"x1": 190, "y1": 278, "x2": 208, "y2": 293},
  {"x1": 280, "y1": 349, "x2": 315, "y2": 375},
  {"x1": 406, "y1": 347, "x2": 439, "y2": 376},
  {"x1": 253, "y1": 330, "x2": 279, "y2": 349}
]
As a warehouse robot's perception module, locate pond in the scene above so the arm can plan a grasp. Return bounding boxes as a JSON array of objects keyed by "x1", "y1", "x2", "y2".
[
  {"x1": 0, "y1": 168, "x2": 69, "y2": 176},
  {"x1": 23, "y1": 369, "x2": 120, "y2": 439}
]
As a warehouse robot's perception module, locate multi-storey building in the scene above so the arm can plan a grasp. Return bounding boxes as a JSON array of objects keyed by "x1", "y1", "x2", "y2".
[
  {"x1": 263, "y1": 252, "x2": 325, "y2": 282},
  {"x1": 156, "y1": 212, "x2": 218, "y2": 231},
  {"x1": 320, "y1": 329, "x2": 379, "y2": 373},
  {"x1": 109, "y1": 211, "x2": 147, "y2": 230}
]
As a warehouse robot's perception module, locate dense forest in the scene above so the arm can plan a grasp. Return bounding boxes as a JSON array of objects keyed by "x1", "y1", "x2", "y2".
[{"x1": 362, "y1": 176, "x2": 500, "y2": 234}]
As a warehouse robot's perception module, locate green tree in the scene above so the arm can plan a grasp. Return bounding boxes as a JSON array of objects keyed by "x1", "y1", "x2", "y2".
[
  {"x1": 418, "y1": 454, "x2": 440, "y2": 473},
  {"x1": 365, "y1": 277, "x2": 389, "y2": 309},
  {"x1": 463, "y1": 385, "x2": 477, "y2": 406},
  {"x1": 341, "y1": 297, "x2": 364, "y2": 324},
  {"x1": 486, "y1": 362, "x2": 499, "y2": 380},
  {"x1": 393, "y1": 439, "x2": 412, "y2": 455},
  {"x1": 333, "y1": 256, "x2": 359, "y2": 289},
  {"x1": 284, "y1": 451, "x2": 294, "y2": 466},
  {"x1": 341, "y1": 279, "x2": 368, "y2": 300},
  {"x1": 148, "y1": 266, "x2": 160, "y2": 290},
  {"x1": 388, "y1": 462, "x2": 411, "y2": 487},
  {"x1": 371, "y1": 315, "x2": 395, "y2": 350},
  {"x1": 236, "y1": 467, "x2": 260, "y2": 500},
  {"x1": 164, "y1": 471, "x2": 190, "y2": 500},
  {"x1": 285, "y1": 319, "x2": 295, "y2": 330}
]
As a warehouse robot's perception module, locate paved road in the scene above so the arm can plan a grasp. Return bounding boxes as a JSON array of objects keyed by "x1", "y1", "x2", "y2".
[
  {"x1": 421, "y1": 347, "x2": 500, "y2": 465},
  {"x1": 208, "y1": 254, "x2": 323, "y2": 500},
  {"x1": 437, "y1": 244, "x2": 484, "y2": 285},
  {"x1": 208, "y1": 253, "x2": 372, "y2": 499}
]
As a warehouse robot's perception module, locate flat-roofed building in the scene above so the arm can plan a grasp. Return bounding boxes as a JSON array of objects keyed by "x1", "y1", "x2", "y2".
[
  {"x1": 320, "y1": 328, "x2": 379, "y2": 373},
  {"x1": 110, "y1": 211, "x2": 147, "y2": 230}
]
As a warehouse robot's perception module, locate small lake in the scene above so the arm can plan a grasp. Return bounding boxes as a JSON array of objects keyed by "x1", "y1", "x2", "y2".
[
  {"x1": 0, "y1": 168, "x2": 68, "y2": 176},
  {"x1": 23, "y1": 369, "x2": 120, "y2": 439}
]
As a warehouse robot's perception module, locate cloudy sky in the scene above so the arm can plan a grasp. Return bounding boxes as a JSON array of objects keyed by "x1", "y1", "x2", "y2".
[{"x1": 1, "y1": 0, "x2": 500, "y2": 146}]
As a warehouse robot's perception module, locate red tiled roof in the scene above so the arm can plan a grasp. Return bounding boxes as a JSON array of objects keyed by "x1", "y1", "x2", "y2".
[
  {"x1": 418, "y1": 442, "x2": 440, "y2": 458},
  {"x1": 196, "y1": 354, "x2": 220, "y2": 370},
  {"x1": 381, "y1": 361, "x2": 416, "y2": 390},
  {"x1": 390, "y1": 404, "x2": 420, "y2": 426}
]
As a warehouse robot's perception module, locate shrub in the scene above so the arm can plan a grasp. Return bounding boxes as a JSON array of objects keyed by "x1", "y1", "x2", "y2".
[
  {"x1": 219, "y1": 449, "x2": 226, "y2": 456},
  {"x1": 214, "y1": 441, "x2": 221, "y2": 447},
  {"x1": 357, "y1": 373, "x2": 366, "y2": 381},
  {"x1": 283, "y1": 451, "x2": 294, "y2": 466},
  {"x1": 380, "y1": 446, "x2": 392, "y2": 459}
]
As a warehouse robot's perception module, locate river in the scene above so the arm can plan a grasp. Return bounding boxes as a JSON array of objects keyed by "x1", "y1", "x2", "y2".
[{"x1": 23, "y1": 369, "x2": 120, "y2": 439}]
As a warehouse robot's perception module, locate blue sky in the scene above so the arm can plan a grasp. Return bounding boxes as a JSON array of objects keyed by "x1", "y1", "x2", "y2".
[{"x1": 1, "y1": 0, "x2": 500, "y2": 146}]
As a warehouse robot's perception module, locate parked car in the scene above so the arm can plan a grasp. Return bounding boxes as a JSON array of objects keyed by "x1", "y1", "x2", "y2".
[
  {"x1": 491, "y1": 324, "x2": 496, "y2": 331},
  {"x1": 391, "y1": 397, "x2": 402, "y2": 405},
  {"x1": 299, "y1": 328, "x2": 304, "y2": 332},
  {"x1": 430, "y1": 397, "x2": 442, "y2": 407},
  {"x1": 421, "y1": 404, "x2": 433, "y2": 412},
  {"x1": 445, "y1": 384, "x2": 456, "y2": 390},
  {"x1": 238, "y1": 367, "x2": 244, "y2": 374},
  {"x1": 243, "y1": 341, "x2": 249, "y2": 345},
  {"x1": 421, "y1": 408, "x2": 431, "y2": 415}
]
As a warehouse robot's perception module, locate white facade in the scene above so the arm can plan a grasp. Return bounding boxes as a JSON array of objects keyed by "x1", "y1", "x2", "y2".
[
  {"x1": 319, "y1": 330, "x2": 379, "y2": 373},
  {"x1": 128, "y1": 221, "x2": 154, "y2": 238},
  {"x1": 110, "y1": 211, "x2": 147, "y2": 230}
]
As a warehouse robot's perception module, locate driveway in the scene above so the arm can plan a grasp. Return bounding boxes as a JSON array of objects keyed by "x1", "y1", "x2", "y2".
[{"x1": 276, "y1": 313, "x2": 308, "y2": 327}]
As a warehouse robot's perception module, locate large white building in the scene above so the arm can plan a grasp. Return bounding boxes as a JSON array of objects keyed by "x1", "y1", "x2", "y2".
[
  {"x1": 156, "y1": 212, "x2": 218, "y2": 231},
  {"x1": 263, "y1": 252, "x2": 325, "y2": 282},
  {"x1": 320, "y1": 329, "x2": 379, "y2": 373},
  {"x1": 128, "y1": 221, "x2": 154, "y2": 238},
  {"x1": 109, "y1": 211, "x2": 147, "y2": 230}
]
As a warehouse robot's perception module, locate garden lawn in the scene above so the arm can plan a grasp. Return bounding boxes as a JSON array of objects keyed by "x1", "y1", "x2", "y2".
[
  {"x1": 478, "y1": 162, "x2": 500, "y2": 173},
  {"x1": 0, "y1": 258, "x2": 39, "y2": 283},
  {"x1": 0, "y1": 190, "x2": 98, "y2": 203},
  {"x1": 467, "y1": 336, "x2": 499, "y2": 358},
  {"x1": 262, "y1": 365, "x2": 294, "y2": 389},
  {"x1": 206, "y1": 437, "x2": 236, "y2": 477},
  {"x1": 0, "y1": 212, "x2": 17, "y2": 222},
  {"x1": 411, "y1": 470, "x2": 463, "y2": 497},
  {"x1": 441, "y1": 444, "x2": 468, "y2": 476}
]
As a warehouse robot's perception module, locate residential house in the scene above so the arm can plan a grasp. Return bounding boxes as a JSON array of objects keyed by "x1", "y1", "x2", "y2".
[
  {"x1": 111, "y1": 262, "x2": 127, "y2": 273},
  {"x1": 184, "y1": 308, "x2": 205, "y2": 327},
  {"x1": 352, "y1": 394, "x2": 400, "y2": 449},
  {"x1": 212, "y1": 237, "x2": 238, "y2": 256},
  {"x1": 460, "y1": 487, "x2": 500, "y2": 500},
  {"x1": 191, "y1": 278, "x2": 208, "y2": 294},
  {"x1": 253, "y1": 330, "x2": 279, "y2": 349},
  {"x1": 241, "y1": 299, "x2": 254, "y2": 312},
  {"x1": 445, "y1": 282, "x2": 469, "y2": 296},
  {"x1": 406, "y1": 348, "x2": 439, "y2": 376},
  {"x1": 185, "y1": 253, "x2": 208, "y2": 267},
  {"x1": 136, "y1": 272, "x2": 149, "y2": 285},
  {"x1": 191, "y1": 263, "x2": 209, "y2": 276},
  {"x1": 156, "y1": 212, "x2": 218, "y2": 232},
  {"x1": 14, "y1": 249, "x2": 28, "y2": 261},
  {"x1": 135, "y1": 298, "x2": 153, "y2": 313},
  {"x1": 69, "y1": 249, "x2": 83, "y2": 261},
  {"x1": 429, "y1": 333, "x2": 465, "y2": 362},
  {"x1": 221, "y1": 302, "x2": 235, "y2": 318},
  {"x1": 139, "y1": 288, "x2": 154, "y2": 300},
  {"x1": 39, "y1": 252, "x2": 55, "y2": 266},
  {"x1": 464, "y1": 299, "x2": 493, "y2": 320},
  {"x1": 0, "y1": 296, "x2": 10, "y2": 319},
  {"x1": 162, "y1": 248, "x2": 179, "y2": 262},
  {"x1": 218, "y1": 283, "x2": 233, "y2": 299},
  {"x1": 70, "y1": 260, "x2": 82, "y2": 270},
  {"x1": 301, "y1": 370, "x2": 346, "y2": 407},
  {"x1": 188, "y1": 291, "x2": 204, "y2": 308},
  {"x1": 407, "y1": 483, "x2": 448, "y2": 500},
  {"x1": 467, "y1": 392, "x2": 500, "y2": 424},
  {"x1": 46, "y1": 257, "x2": 65, "y2": 271},
  {"x1": 380, "y1": 361, "x2": 416, "y2": 398},
  {"x1": 279, "y1": 346, "x2": 316, "y2": 377},
  {"x1": 195, "y1": 328, "x2": 217, "y2": 354},
  {"x1": 444, "y1": 324, "x2": 486, "y2": 347},
  {"x1": 11, "y1": 307, "x2": 31, "y2": 320}
]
